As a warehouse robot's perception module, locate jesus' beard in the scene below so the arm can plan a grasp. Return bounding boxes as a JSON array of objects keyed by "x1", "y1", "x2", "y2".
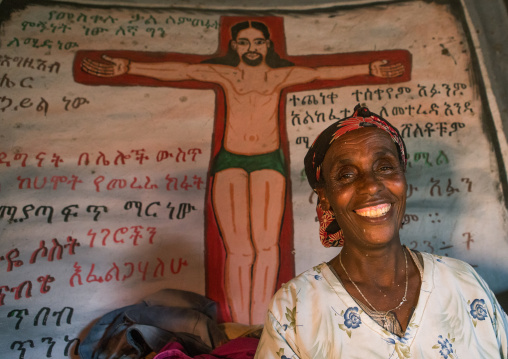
[{"x1": 242, "y1": 52, "x2": 263, "y2": 66}]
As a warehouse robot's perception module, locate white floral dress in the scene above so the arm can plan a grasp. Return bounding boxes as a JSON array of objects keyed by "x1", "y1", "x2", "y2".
[{"x1": 254, "y1": 252, "x2": 508, "y2": 359}]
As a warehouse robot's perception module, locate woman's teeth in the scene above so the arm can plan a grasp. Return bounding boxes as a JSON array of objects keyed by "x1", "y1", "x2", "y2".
[{"x1": 355, "y1": 203, "x2": 391, "y2": 218}]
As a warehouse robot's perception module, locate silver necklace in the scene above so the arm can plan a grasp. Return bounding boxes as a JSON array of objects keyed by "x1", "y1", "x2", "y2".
[{"x1": 339, "y1": 247, "x2": 408, "y2": 313}]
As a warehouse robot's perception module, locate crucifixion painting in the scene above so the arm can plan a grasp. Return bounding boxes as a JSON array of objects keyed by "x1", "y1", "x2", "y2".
[{"x1": 74, "y1": 16, "x2": 411, "y2": 324}]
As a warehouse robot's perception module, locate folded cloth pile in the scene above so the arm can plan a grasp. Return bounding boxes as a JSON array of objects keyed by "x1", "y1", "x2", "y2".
[{"x1": 79, "y1": 288, "x2": 229, "y2": 358}]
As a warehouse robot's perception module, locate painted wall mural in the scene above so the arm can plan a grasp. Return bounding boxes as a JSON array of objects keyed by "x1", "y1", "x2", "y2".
[
  {"x1": 75, "y1": 16, "x2": 411, "y2": 324},
  {"x1": 0, "y1": 0, "x2": 507, "y2": 357}
]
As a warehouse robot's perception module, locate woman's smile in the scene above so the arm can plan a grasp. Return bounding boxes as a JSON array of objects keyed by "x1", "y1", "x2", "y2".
[{"x1": 354, "y1": 203, "x2": 392, "y2": 218}]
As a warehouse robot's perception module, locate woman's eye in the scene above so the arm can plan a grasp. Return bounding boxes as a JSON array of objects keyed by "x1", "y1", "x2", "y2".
[
  {"x1": 377, "y1": 160, "x2": 398, "y2": 172},
  {"x1": 338, "y1": 172, "x2": 354, "y2": 181}
]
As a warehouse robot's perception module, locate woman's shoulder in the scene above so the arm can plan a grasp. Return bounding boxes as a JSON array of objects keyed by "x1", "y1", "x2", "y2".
[
  {"x1": 268, "y1": 263, "x2": 330, "y2": 311},
  {"x1": 419, "y1": 251, "x2": 476, "y2": 273},
  {"x1": 418, "y1": 251, "x2": 492, "y2": 291},
  {"x1": 276, "y1": 262, "x2": 329, "y2": 293}
]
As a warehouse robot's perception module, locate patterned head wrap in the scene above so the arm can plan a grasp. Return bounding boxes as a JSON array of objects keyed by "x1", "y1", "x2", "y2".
[{"x1": 304, "y1": 104, "x2": 407, "y2": 248}]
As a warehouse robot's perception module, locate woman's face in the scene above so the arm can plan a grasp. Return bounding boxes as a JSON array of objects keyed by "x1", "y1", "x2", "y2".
[{"x1": 316, "y1": 127, "x2": 407, "y2": 248}]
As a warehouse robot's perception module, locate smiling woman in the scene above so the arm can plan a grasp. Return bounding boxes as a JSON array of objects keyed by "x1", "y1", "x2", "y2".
[
  {"x1": 316, "y1": 127, "x2": 407, "y2": 251},
  {"x1": 254, "y1": 105, "x2": 508, "y2": 359}
]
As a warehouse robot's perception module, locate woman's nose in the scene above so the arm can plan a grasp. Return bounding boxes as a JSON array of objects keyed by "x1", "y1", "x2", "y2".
[{"x1": 359, "y1": 172, "x2": 385, "y2": 195}]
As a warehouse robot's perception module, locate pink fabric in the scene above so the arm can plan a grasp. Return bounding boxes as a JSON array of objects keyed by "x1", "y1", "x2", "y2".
[
  {"x1": 154, "y1": 342, "x2": 193, "y2": 359},
  {"x1": 154, "y1": 338, "x2": 259, "y2": 359}
]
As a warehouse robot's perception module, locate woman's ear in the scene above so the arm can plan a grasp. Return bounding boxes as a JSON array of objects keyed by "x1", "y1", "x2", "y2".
[{"x1": 315, "y1": 187, "x2": 330, "y2": 211}]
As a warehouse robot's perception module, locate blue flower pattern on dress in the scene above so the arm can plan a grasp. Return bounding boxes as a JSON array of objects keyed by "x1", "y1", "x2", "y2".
[
  {"x1": 432, "y1": 334, "x2": 457, "y2": 359},
  {"x1": 332, "y1": 307, "x2": 362, "y2": 338},
  {"x1": 276, "y1": 348, "x2": 294, "y2": 359},
  {"x1": 470, "y1": 299, "x2": 487, "y2": 320},
  {"x1": 307, "y1": 273, "x2": 322, "y2": 280},
  {"x1": 334, "y1": 306, "x2": 362, "y2": 338},
  {"x1": 384, "y1": 328, "x2": 412, "y2": 346},
  {"x1": 382, "y1": 323, "x2": 415, "y2": 358},
  {"x1": 343, "y1": 307, "x2": 361, "y2": 329},
  {"x1": 310, "y1": 266, "x2": 323, "y2": 281},
  {"x1": 438, "y1": 335, "x2": 454, "y2": 358}
]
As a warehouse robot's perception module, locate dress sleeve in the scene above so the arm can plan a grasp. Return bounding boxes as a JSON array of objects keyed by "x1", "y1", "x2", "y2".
[
  {"x1": 470, "y1": 263, "x2": 508, "y2": 357},
  {"x1": 494, "y1": 302, "x2": 508, "y2": 358},
  {"x1": 254, "y1": 310, "x2": 301, "y2": 359}
]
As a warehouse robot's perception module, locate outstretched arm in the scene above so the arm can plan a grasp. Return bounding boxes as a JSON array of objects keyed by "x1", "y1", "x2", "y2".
[
  {"x1": 317, "y1": 60, "x2": 404, "y2": 79},
  {"x1": 81, "y1": 55, "x2": 224, "y2": 82},
  {"x1": 280, "y1": 60, "x2": 405, "y2": 87}
]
